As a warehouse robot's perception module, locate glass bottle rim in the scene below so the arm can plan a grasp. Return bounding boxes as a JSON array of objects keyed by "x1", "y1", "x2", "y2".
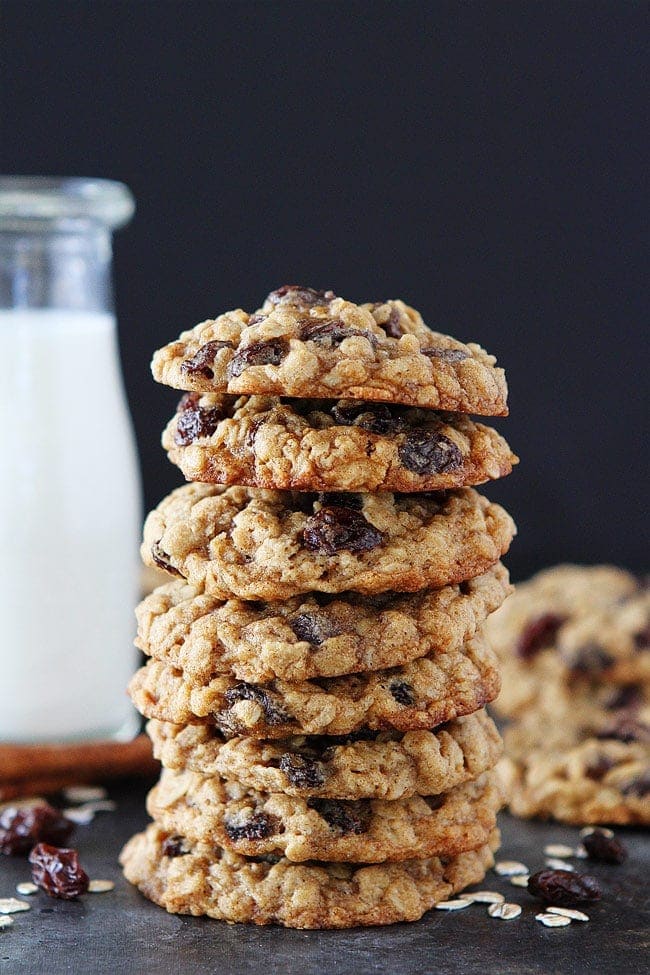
[{"x1": 0, "y1": 176, "x2": 135, "y2": 230}]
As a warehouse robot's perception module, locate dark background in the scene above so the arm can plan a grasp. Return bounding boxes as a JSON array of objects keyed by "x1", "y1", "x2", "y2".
[{"x1": 1, "y1": 1, "x2": 647, "y2": 581}]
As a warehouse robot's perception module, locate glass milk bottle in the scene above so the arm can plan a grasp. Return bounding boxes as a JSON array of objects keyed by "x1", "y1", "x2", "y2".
[{"x1": 0, "y1": 177, "x2": 141, "y2": 742}]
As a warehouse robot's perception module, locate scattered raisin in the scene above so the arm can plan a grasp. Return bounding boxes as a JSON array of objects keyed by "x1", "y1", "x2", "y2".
[
  {"x1": 299, "y1": 319, "x2": 377, "y2": 346},
  {"x1": 0, "y1": 804, "x2": 73, "y2": 856},
  {"x1": 266, "y1": 285, "x2": 335, "y2": 307},
  {"x1": 516, "y1": 613, "x2": 565, "y2": 659},
  {"x1": 174, "y1": 394, "x2": 226, "y2": 445},
  {"x1": 634, "y1": 624, "x2": 650, "y2": 649},
  {"x1": 223, "y1": 683, "x2": 289, "y2": 727},
  {"x1": 279, "y1": 754, "x2": 327, "y2": 789},
  {"x1": 528, "y1": 869, "x2": 602, "y2": 906},
  {"x1": 563, "y1": 642, "x2": 615, "y2": 674},
  {"x1": 289, "y1": 612, "x2": 342, "y2": 645},
  {"x1": 180, "y1": 340, "x2": 235, "y2": 379},
  {"x1": 621, "y1": 771, "x2": 650, "y2": 797},
  {"x1": 585, "y1": 756, "x2": 616, "y2": 781},
  {"x1": 29, "y1": 843, "x2": 90, "y2": 900},
  {"x1": 398, "y1": 431, "x2": 463, "y2": 475},
  {"x1": 224, "y1": 813, "x2": 278, "y2": 842},
  {"x1": 162, "y1": 834, "x2": 189, "y2": 857},
  {"x1": 389, "y1": 681, "x2": 416, "y2": 706},
  {"x1": 604, "y1": 685, "x2": 642, "y2": 710},
  {"x1": 151, "y1": 541, "x2": 183, "y2": 577},
  {"x1": 302, "y1": 506, "x2": 383, "y2": 555},
  {"x1": 583, "y1": 829, "x2": 628, "y2": 864},
  {"x1": 422, "y1": 347, "x2": 469, "y2": 362},
  {"x1": 306, "y1": 799, "x2": 369, "y2": 834},
  {"x1": 227, "y1": 338, "x2": 289, "y2": 379}
]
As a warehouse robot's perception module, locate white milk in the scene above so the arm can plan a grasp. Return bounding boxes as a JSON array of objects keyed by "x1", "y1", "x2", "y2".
[{"x1": 0, "y1": 309, "x2": 141, "y2": 741}]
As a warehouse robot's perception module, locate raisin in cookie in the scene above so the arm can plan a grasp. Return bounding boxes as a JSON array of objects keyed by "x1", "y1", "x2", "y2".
[
  {"x1": 129, "y1": 634, "x2": 501, "y2": 738},
  {"x1": 146, "y1": 710, "x2": 503, "y2": 800},
  {"x1": 120, "y1": 822, "x2": 499, "y2": 928},
  {"x1": 136, "y1": 563, "x2": 511, "y2": 683},
  {"x1": 151, "y1": 287, "x2": 508, "y2": 414},
  {"x1": 485, "y1": 565, "x2": 644, "y2": 719},
  {"x1": 146, "y1": 768, "x2": 503, "y2": 864},
  {"x1": 163, "y1": 394, "x2": 517, "y2": 493},
  {"x1": 142, "y1": 483, "x2": 516, "y2": 600}
]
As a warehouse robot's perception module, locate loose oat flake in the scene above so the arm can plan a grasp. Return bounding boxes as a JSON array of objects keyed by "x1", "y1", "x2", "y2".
[
  {"x1": 88, "y1": 880, "x2": 115, "y2": 893},
  {"x1": 547, "y1": 906, "x2": 590, "y2": 922},
  {"x1": 488, "y1": 902, "x2": 522, "y2": 920},
  {"x1": 495, "y1": 860, "x2": 529, "y2": 876},
  {"x1": 63, "y1": 807, "x2": 95, "y2": 826},
  {"x1": 435, "y1": 899, "x2": 472, "y2": 910},
  {"x1": 63, "y1": 786, "x2": 108, "y2": 805},
  {"x1": 0, "y1": 916, "x2": 13, "y2": 930},
  {"x1": 510, "y1": 875, "x2": 530, "y2": 888},
  {"x1": 15, "y1": 882, "x2": 38, "y2": 896},
  {"x1": 536, "y1": 912, "x2": 571, "y2": 927},
  {"x1": 546, "y1": 858, "x2": 576, "y2": 871},
  {"x1": 465, "y1": 891, "x2": 505, "y2": 904},
  {"x1": 543, "y1": 844, "x2": 575, "y2": 858},
  {"x1": 0, "y1": 899, "x2": 30, "y2": 914}
]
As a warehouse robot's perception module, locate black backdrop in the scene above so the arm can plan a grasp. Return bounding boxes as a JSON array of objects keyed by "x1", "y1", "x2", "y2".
[{"x1": 1, "y1": 1, "x2": 647, "y2": 580}]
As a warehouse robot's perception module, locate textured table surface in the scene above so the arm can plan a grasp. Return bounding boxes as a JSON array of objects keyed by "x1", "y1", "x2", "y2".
[{"x1": 1, "y1": 777, "x2": 648, "y2": 975}]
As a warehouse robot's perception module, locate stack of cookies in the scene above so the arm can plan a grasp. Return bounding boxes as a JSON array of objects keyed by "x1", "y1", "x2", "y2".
[
  {"x1": 120, "y1": 286, "x2": 518, "y2": 928},
  {"x1": 486, "y1": 565, "x2": 649, "y2": 825}
]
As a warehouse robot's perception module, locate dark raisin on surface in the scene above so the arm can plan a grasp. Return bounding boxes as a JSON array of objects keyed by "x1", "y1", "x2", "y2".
[
  {"x1": 162, "y1": 834, "x2": 189, "y2": 857},
  {"x1": 597, "y1": 714, "x2": 650, "y2": 744},
  {"x1": 583, "y1": 829, "x2": 628, "y2": 864},
  {"x1": 398, "y1": 431, "x2": 463, "y2": 476},
  {"x1": 378, "y1": 306, "x2": 404, "y2": 338},
  {"x1": 422, "y1": 346, "x2": 470, "y2": 363},
  {"x1": 29, "y1": 843, "x2": 90, "y2": 900},
  {"x1": 151, "y1": 541, "x2": 183, "y2": 577},
  {"x1": 302, "y1": 506, "x2": 384, "y2": 556},
  {"x1": 527, "y1": 868, "x2": 602, "y2": 905},
  {"x1": 288, "y1": 612, "x2": 342, "y2": 645},
  {"x1": 331, "y1": 401, "x2": 409, "y2": 435},
  {"x1": 174, "y1": 394, "x2": 226, "y2": 445},
  {"x1": 585, "y1": 756, "x2": 616, "y2": 781},
  {"x1": 633, "y1": 624, "x2": 650, "y2": 649},
  {"x1": 266, "y1": 285, "x2": 336, "y2": 307},
  {"x1": 223, "y1": 683, "x2": 289, "y2": 727},
  {"x1": 299, "y1": 319, "x2": 377, "y2": 347},
  {"x1": 317, "y1": 492, "x2": 363, "y2": 510},
  {"x1": 621, "y1": 771, "x2": 650, "y2": 797},
  {"x1": 389, "y1": 681, "x2": 416, "y2": 706},
  {"x1": 227, "y1": 338, "x2": 290, "y2": 379},
  {"x1": 516, "y1": 613, "x2": 566, "y2": 659},
  {"x1": 425, "y1": 794, "x2": 445, "y2": 812},
  {"x1": 0, "y1": 804, "x2": 73, "y2": 856},
  {"x1": 306, "y1": 799, "x2": 369, "y2": 834},
  {"x1": 604, "y1": 685, "x2": 642, "y2": 711},
  {"x1": 180, "y1": 340, "x2": 235, "y2": 379},
  {"x1": 279, "y1": 754, "x2": 327, "y2": 789},
  {"x1": 224, "y1": 813, "x2": 278, "y2": 842}
]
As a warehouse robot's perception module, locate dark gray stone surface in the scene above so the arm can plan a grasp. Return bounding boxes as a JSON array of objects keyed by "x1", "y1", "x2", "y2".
[{"x1": 1, "y1": 778, "x2": 648, "y2": 975}]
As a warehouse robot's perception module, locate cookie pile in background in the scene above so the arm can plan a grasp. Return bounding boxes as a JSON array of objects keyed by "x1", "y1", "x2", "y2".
[
  {"x1": 120, "y1": 286, "x2": 517, "y2": 928},
  {"x1": 487, "y1": 565, "x2": 649, "y2": 825}
]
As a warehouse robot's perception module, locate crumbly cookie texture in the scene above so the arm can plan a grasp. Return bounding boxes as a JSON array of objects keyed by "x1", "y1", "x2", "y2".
[
  {"x1": 136, "y1": 564, "x2": 511, "y2": 683},
  {"x1": 141, "y1": 483, "x2": 516, "y2": 600},
  {"x1": 146, "y1": 710, "x2": 503, "y2": 800},
  {"x1": 128, "y1": 634, "x2": 501, "y2": 738},
  {"x1": 146, "y1": 768, "x2": 503, "y2": 864},
  {"x1": 120, "y1": 822, "x2": 499, "y2": 928},
  {"x1": 485, "y1": 565, "x2": 646, "y2": 719},
  {"x1": 150, "y1": 287, "x2": 508, "y2": 415},
  {"x1": 163, "y1": 394, "x2": 518, "y2": 493}
]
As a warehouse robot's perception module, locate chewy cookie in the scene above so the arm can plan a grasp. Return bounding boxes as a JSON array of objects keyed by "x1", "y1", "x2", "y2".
[
  {"x1": 486, "y1": 565, "x2": 646, "y2": 719},
  {"x1": 120, "y1": 823, "x2": 499, "y2": 928},
  {"x1": 151, "y1": 287, "x2": 509, "y2": 415},
  {"x1": 163, "y1": 394, "x2": 518, "y2": 493},
  {"x1": 135, "y1": 564, "x2": 511, "y2": 683},
  {"x1": 146, "y1": 710, "x2": 503, "y2": 800},
  {"x1": 129, "y1": 634, "x2": 501, "y2": 739},
  {"x1": 142, "y1": 483, "x2": 516, "y2": 600},
  {"x1": 146, "y1": 768, "x2": 503, "y2": 863}
]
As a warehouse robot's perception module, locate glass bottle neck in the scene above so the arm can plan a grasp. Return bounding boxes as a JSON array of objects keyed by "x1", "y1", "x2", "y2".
[{"x1": 0, "y1": 220, "x2": 114, "y2": 312}]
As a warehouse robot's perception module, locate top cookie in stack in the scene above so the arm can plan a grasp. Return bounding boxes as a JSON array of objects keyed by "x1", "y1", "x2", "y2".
[{"x1": 121, "y1": 286, "x2": 517, "y2": 930}]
